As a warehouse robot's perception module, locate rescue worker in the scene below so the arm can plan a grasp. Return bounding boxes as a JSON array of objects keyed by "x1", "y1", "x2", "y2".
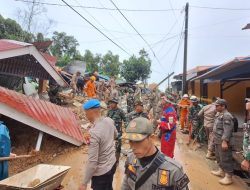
[
  {"x1": 241, "y1": 122, "x2": 250, "y2": 171},
  {"x1": 134, "y1": 86, "x2": 141, "y2": 102},
  {"x1": 79, "y1": 99, "x2": 117, "y2": 190},
  {"x1": 0, "y1": 120, "x2": 16, "y2": 180},
  {"x1": 147, "y1": 88, "x2": 158, "y2": 119},
  {"x1": 85, "y1": 76, "x2": 96, "y2": 98},
  {"x1": 107, "y1": 98, "x2": 126, "y2": 163},
  {"x1": 122, "y1": 117, "x2": 189, "y2": 190},
  {"x1": 110, "y1": 86, "x2": 119, "y2": 100},
  {"x1": 198, "y1": 97, "x2": 217, "y2": 159},
  {"x1": 241, "y1": 98, "x2": 250, "y2": 171},
  {"x1": 178, "y1": 94, "x2": 191, "y2": 133},
  {"x1": 70, "y1": 71, "x2": 81, "y2": 95},
  {"x1": 126, "y1": 100, "x2": 149, "y2": 126},
  {"x1": 188, "y1": 96, "x2": 203, "y2": 148},
  {"x1": 104, "y1": 85, "x2": 111, "y2": 103},
  {"x1": 96, "y1": 80, "x2": 105, "y2": 100},
  {"x1": 158, "y1": 96, "x2": 177, "y2": 158},
  {"x1": 211, "y1": 99, "x2": 234, "y2": 185},
  {"x1": 155, "y1": 92, "x2": 165, "y2": 121},
  {"x1": 127, "y1": 89, "x2": 135, "y2": 113}
]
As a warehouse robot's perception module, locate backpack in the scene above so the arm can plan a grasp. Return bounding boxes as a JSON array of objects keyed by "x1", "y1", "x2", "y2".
[{"x1": 0, "y1": 121, "x2": 11, "y2": 180}]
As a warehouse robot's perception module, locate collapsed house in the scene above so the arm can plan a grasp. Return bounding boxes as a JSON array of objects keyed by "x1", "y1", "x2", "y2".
[{"x1": 0, "y1": 39, "x2": 85, "y2": 150}]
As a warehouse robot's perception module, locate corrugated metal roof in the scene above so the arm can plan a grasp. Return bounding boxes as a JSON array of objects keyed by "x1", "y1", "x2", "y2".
[
  {"x1": 0, "y1": 39, "x2": 67, "y2": 86},
  {"x1": 0, "y1": 40, "x2": 31, "y2": 51},
  {"x1": 0, "y1": 87, "x2": 84, "y2": 145},
  {"x1": 41, "y1": 52, "x2": 57, "y2": 66},
  {"x1": 192, "y1": 56, "x2": 250, "y2": 82}
]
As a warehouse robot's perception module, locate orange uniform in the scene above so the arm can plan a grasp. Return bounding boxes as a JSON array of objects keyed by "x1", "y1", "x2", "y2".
[
  {"x1": 178, "y1": 99, "x2": 191, "y2": 130},
  {"x1": 85, "y1": 80, "x2": 96, "y2": 98}
]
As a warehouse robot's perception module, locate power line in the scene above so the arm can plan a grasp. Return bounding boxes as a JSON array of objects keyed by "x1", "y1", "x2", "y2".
[
  {"x1": 108, "y1": 0, "x2": 165, "y2": 69},
  {"x1": 96, "y1": 0, "x2": 140, "y2": 45},
  {"x1": 14, "y1": 0, "x2": 182, "y2": 12},
  {"x1": 155, "y1": 12, "x2": 184, "y2": 55},
  {"x1": 72, "y1": 0, "x2": 131, "y2": 54},
  {"x1": 14, "y1": 0, "x2": 250, "y2": 12},
  {"x1": 60, "y1": 0, "x2": 131, "y2": 56},
  {"x1": 191, "y1": 5, "x2": 250, "y2": 11}
]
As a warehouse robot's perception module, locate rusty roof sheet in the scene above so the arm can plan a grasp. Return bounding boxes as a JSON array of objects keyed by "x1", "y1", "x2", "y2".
[
  {"x1": 0, "y1": 86, "x2": 84, "y2": 145},
  {"x1": 0, "y1": 40, "x2": 32, "y2": 51},
  {"x1": 41, "y1": 52, "x2": 57, "y2": 66}
]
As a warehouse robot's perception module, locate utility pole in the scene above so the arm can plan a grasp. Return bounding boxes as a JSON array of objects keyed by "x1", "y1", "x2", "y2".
[
  {"x1": 168, "y1": 73, "x2": 170, "y2": 91},
  {"x1": 182, "y1": 2, "x2": 189, "y2": 95}
]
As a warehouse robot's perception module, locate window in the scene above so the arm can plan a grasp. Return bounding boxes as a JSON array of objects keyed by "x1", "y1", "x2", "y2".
[
  {"x1": 246, "y1": 87, "x2": 250, "y2": 98},
  {"x1": 202, "y1": 83, "x2": 208, "y2": 98}
]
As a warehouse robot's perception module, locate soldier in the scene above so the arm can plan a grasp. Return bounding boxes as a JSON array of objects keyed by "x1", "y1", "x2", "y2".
[
  {"x1": 107, "y1": 98, "x2": 126, "y2": 162},
  {"x1": 126, "y1": 100, "x2": 149, "y2": 126},
  {"x1": 198, "y1": 97, "x2": 217, "y2": 160},
  {"x1": 127, "y1": 89, "x2": 135, "y2": 114},
  {"x1": 241, "y1": 98, "x2": 250, "y2": 171},
  {"x1": 188, "y1": 96, "x2": 203, "y2": 148},
  {"x1": 122, "y1": 117, "x2": 189, "y2": 190},
  {"x1": 70, "y1": 71, "x2": 81, "y2": 95},
  {"x1": 242, "y1": 123, "x2": 250, "y2": 171},
  {"x1": 147, "y1": 88, "x2": 158, "y2": 119},
  {"x1": 211, "y1": 99, "x2": 234, "y2": 185}
]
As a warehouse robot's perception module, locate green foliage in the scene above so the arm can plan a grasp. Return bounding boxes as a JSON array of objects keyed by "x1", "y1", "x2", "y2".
[
  {"x1": 121, "y1": 49, "x2": 151, "y2": 82},
  {"x1": 51, "y1": 31, "x2": 79, "y2": 58},
  {"x1": 56, "y1": 54, "x2": 71, "y2": 67},
  {"x1": 0, "y1": 14, "x2": 34, "y2": 42},
  {"x1": 102, "y1": 51, "x2": 120, "y2": 78},
  {"x1": 83, "y1": 50, "x2": 100, "y2": 73}
]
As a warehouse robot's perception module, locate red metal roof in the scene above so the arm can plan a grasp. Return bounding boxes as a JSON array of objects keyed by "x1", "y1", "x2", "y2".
[
  {"x1": 0, "y1": 87, "x2": 83, "y2": 143},
  {"x1": 0, "y1": 39, "x2": 31, "y2": 52},
  {"x1": 41, "y1": 52, "x2": 57, "y2": 66}
]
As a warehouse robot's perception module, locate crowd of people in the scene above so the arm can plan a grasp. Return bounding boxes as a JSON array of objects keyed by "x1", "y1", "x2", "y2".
[{"x1": 72, "y1": 73, "x2": 249, "y2": 190}]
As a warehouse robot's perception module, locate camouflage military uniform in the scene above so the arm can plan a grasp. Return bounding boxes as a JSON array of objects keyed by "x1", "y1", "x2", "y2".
[
  {"x1": 107, "y1": 108, "x2": 126, "y2": 158},
  {"x1": 127, "y1": 94, "x2": 135, "y2": 113},
  {"x1": 126, "y1": 111, "x2": 148, "y2": 127},
  {"x1": 243, "y1": 124, "x2": 250, "y2": 161},
  {"x1": 147, "y1": 91, "x2": 158, "y2": 118},
  {"x1": 122, "y1": 151, "x2": 189, "y2": 190},
  {"x1": 213, "y1": 110, "x2": 234, "y2": 175},
  {"x1": 188, "y1": 104, "x2": 204, "y2": 142}
]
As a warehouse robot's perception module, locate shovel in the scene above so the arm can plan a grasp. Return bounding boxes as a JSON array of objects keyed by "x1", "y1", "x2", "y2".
[{"x1": 0, "y1": 155, "x2": 33, "y2": 161}]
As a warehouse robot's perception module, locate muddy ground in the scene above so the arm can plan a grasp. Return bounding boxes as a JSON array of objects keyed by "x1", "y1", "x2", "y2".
[
  {"x1": 49, "y1": 129, "x2": 249, "y2": 190},
  {"x1": 4, "y1": 113, "x2": 249, "y2": 190}
]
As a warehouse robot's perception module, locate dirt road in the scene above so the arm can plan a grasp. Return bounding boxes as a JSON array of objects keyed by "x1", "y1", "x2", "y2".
[{"x1": 50, "y1": 131, "x2": 248, "y2": 190}]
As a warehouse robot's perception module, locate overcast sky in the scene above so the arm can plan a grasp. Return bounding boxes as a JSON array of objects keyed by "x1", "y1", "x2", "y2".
[{"x1": 1, "y1": 0, "x2": 250, "y2": 89}]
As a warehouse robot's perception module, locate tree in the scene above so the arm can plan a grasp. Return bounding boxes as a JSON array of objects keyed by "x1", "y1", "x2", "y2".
[
  {"x1": 51, "y1": 31, "x2": 79, "y2": 58},
  {"x1": 16, "y1": 0, "x2": 55, "y2": 36},
  {"x1": 121, "y1": 49, "x2": 151, "y2": 82},
  {"x1": 83, "y1": 50, "x2": 100, "y2": 73},
  {"x1": 0, "y1": 14, "x2": 34, "y2": 42},
  {"x1": 102, "y1": 51, "x2": 120, "y2": 78}
]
